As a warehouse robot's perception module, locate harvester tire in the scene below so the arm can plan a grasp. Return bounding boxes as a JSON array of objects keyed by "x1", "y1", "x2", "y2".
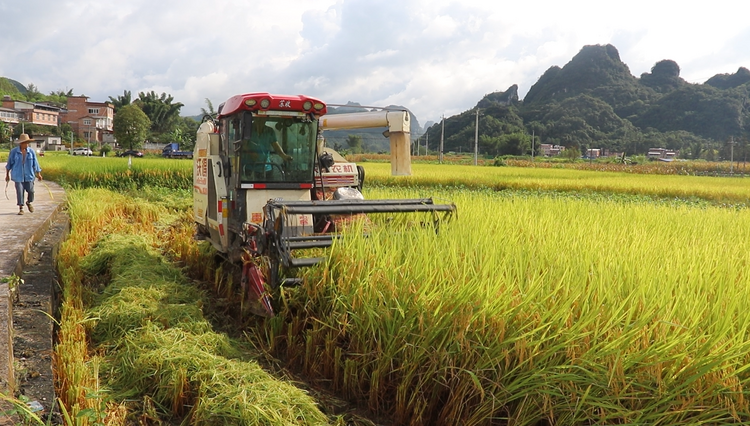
[{"x1": 357, "y1": 165, "x2": 365, "y2": 191}]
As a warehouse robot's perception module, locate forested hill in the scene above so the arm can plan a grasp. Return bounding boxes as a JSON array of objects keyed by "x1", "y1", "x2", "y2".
[
  {"x1": 0, "y1": 77, "x2": 28, "y2": 95},
  {"x1": 428, "y1": 44, "x2": 750, "y2": 159}
]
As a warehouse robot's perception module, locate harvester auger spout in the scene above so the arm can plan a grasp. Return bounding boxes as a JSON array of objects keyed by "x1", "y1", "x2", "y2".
[
  {"x1": 193, "y1": 92, "x2": 457, "y2": 318},
  {"x1": 264, "y1": 197, "x2": 457, "y2": 271}
]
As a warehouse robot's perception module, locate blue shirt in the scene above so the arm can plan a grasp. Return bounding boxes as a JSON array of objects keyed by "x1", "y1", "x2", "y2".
[
  {"x1": 246, "y1": 125, "x2": 276, "y2": 173},
  {"x1": 6, "y1": 147, "x2": 42, "y2": 182}
]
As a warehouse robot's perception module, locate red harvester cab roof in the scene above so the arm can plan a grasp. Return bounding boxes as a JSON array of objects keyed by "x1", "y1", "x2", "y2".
[{"x1": 218, "y1": 93, "x2": 327, "y2": 118}]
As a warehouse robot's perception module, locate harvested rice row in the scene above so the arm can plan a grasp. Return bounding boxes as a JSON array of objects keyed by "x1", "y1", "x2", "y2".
[{"x1": 57, "y1": 188, "x2": 337, "y2": 425}]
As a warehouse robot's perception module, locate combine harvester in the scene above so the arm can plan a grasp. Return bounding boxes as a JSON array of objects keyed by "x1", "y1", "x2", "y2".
[{"x1": 193, "y1": 93, "x2": 456, "y2": 316}]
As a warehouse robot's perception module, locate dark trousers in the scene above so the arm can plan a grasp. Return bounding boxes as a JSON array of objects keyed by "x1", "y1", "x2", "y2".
[{"x1": 14, "y1": 181, "x2": 34, "y2": 207}]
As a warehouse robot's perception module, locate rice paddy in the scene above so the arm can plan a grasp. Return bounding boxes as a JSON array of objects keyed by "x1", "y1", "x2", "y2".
[
  {"x1": 42, "y1": 155, "x2": 750, "y2": 425},
  {"x1": 40, "y1": 154, "x2": 191, "y2": 190},
  {"x1": 272, "y1": 187, "x2": 750, "y2": 425},
  {"x1": 364, "y1": 162, "x2": 750, "y2": 205}
]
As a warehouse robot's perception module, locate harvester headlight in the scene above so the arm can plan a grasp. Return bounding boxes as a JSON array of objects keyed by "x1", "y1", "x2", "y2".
[
  {"x1": 313, "y1": 103, "x2": 324, "y2": 111},
  {"x1": 303, "y1": 101, "x2": 312, "y2": 110},
  {"x1": 245, "y1": 99, "x2": 257, "y2": 107},
  {"x1": 260, "y1": 99, "x2": 270, "y2": 108}
]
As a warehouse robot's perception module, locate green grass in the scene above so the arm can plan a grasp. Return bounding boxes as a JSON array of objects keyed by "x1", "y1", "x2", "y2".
[{"x1": 39, "y1": 155, "x2": 192, "y2": 190}]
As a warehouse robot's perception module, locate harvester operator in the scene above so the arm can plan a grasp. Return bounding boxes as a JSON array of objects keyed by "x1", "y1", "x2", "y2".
[{"x1": 244, "y1": 118, "x2": 293, "y2": 179}]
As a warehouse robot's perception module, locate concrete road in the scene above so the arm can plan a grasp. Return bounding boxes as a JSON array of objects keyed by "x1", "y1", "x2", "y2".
[{"x1": 0, "y1": 162, "x2": 66, "y2": 399}]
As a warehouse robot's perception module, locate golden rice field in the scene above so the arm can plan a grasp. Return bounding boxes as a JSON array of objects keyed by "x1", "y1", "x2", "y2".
[
  {"x1": 32, "y1": 154, "x2": 750, "y2": 204},
  {"x1": 364, "y1": 162, "x2": 750, "y2": 205},
  {"x1": 35, "y1": 156, "x2": 750, "y2": 425},
  {"x1": 275, "y1": 186, "x2": 750, "y2": 425}
]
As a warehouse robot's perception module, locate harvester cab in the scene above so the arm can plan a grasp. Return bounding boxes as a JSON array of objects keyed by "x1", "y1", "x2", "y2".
[{"x1": 194, "y1": 93, "x2": 455, "y2": 316}]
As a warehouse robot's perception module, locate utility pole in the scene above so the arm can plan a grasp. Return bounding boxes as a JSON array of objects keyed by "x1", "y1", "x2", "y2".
[
  {"x1": 730, "y1": 136, "x2": 736, "y2": 174},
  {"x1": 425, "y1": 132, "x2": 428, "y2": 156},
  {"x1": 474, "y1": 109, "x2": 479, "y2": 166},
  {"x1": 531, "y1": 130, "x2": 535, "y2": 161},
  {"x1": 439, "y1": 115, "x2": 444, "y2": 163}
]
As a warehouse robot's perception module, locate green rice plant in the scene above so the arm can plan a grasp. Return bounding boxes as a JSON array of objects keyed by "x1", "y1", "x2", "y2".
[
  {"x1": 39, "y1": 156, "x2": 192, "y2": 190},
  {"x1": 268, "y1": 186, "x2": 750, "y2": 425}
]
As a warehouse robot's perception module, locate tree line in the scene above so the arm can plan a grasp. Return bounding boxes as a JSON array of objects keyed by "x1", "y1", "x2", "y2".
[{"x1": 0, "y1": 78, "x2": 200, "y2": 150}]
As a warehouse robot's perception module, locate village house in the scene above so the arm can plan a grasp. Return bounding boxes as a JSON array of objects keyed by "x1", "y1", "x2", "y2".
[
  {"x1": 1, "y1": 96, "x2": 60, "y2": 128},
  {"x1": 1, "y1": 96, "x2": 65, "y2": 153},
  {"x1": 34, "y1": 135, "x2": 66, "y2": 152},
  {"x1": 0, "y1": 106, "x2": 23, "y2": 129},
  {"x1": 60, "y1": 96, "x2": 115, "y2": 145},
  {"x1": 540, "y1": 143, "x2": 565, "y2": 157},
  {"x1": 585, "y1": 148, "x2": 601, "y2": 158},
  {"x1": 647, "y1": 147, "x2": 678, "y2": 161},
  {"x1": 1, "y1": 95, "x2": 116, "y2": 151}
]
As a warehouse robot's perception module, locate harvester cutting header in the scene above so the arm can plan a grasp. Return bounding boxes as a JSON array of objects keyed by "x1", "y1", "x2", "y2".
[{"x1": 194, "y1": 92, "x2": 455, "y2": 316}]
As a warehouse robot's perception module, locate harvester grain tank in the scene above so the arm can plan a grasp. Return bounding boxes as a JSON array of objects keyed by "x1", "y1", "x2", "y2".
[{"x1": 193, "y1": 93, "x2": 455, "y2": 316}]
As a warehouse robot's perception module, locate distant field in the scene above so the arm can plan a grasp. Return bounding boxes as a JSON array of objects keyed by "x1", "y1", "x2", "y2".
[
  {"x1": 362, "y1": 162, "x2": 750, "y2": 205},
  {"x1": 35, "y1": 155, "x2": 750, "y2": 204},
  {"x1": 39, "y1": 155, "x2": 191, "y2": 189}
]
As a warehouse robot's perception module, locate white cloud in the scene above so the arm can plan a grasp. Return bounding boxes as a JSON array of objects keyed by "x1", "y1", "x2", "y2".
[{"x1": 2, "y1": 0, "x2": 750, "y2": 125}]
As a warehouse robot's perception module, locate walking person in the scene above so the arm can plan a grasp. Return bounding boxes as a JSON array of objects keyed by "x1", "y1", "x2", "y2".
[{"x1": 5, "y1": 133, "x2": 43, "y2": 215}]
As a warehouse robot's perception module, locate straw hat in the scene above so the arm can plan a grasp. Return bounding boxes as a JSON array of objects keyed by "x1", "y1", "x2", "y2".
[{"x1": 15, "y1": 133, "x2": 32, "y2": 144}]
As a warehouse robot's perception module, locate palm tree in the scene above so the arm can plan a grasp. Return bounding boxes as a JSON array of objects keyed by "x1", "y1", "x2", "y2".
[
  {"x1": 108, "y1": 90, "x2": 132, "y2": 112},
  {"x1": 201, "y1": 98, "x2": 216, "y2": 118},
  {"x1": 135, "y1": 91, "x2": 184, "y2": 137}
]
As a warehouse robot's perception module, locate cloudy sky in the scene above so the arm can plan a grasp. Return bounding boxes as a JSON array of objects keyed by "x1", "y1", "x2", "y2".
[{"x1": 2, "y1": 0, "x2": 749, "y2": 127}]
